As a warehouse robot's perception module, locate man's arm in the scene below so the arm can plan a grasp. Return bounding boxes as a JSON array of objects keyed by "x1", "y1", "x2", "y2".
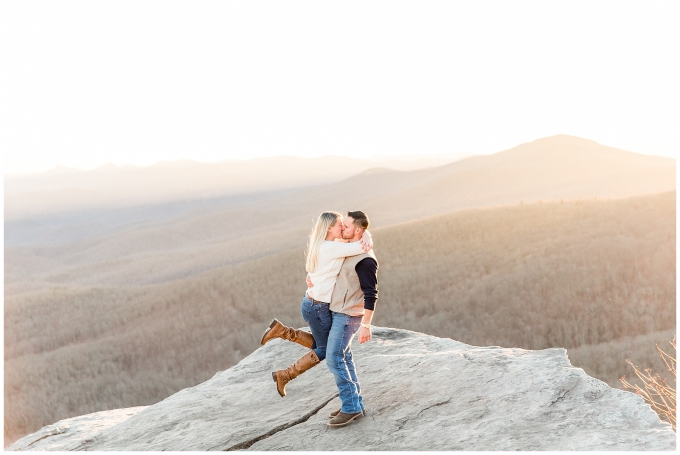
[{"x1": 355, "y1": 257, "x2": 378, "y2": 344}]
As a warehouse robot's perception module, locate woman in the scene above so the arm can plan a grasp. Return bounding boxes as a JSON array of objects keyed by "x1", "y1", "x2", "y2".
[{"x1": 260, "y1": 211, "x2": 372, "y2": 397}]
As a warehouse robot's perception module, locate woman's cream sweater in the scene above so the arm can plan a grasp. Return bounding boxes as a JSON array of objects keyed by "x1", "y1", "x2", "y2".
[{"x1": 306, "y1": 240, "x2": 369, "y2": 303}]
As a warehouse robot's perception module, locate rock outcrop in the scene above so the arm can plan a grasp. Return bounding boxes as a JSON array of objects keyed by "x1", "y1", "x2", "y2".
[{"x1": 8, "y1": 327, "x2": 675, "y2": 451}]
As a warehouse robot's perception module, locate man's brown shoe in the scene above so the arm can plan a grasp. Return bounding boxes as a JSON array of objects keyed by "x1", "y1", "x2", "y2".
[
  {"x1": 327, "y1": 411, "x2": 364, "y2": 427},
  {"x1": 261, "y1": 319, "x2": 314, "y2": 349},
  {"x1": 329, "y1": 408, "x2": 365, "y2": 418},
  {"x1": 272, "y1": 350, "x2": 320, "y2": 397}
]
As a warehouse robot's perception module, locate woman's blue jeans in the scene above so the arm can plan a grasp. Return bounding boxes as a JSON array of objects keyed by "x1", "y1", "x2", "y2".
[
  {"x1": 300, "y1": 295, "x2": 332, "y2": 361},
  {"x1": 300, "y1": 295, "x2": 365, "y2": 414}
]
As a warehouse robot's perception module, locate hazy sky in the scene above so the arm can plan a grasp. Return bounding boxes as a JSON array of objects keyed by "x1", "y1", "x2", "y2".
[{"x1": 2, "y1": 1, "x2": 678, "y2": 174}]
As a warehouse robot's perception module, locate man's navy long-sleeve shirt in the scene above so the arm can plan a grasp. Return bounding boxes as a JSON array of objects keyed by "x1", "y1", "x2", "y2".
[{"x1": 355, "y1": 257, "x2": 379, "y2": 311}]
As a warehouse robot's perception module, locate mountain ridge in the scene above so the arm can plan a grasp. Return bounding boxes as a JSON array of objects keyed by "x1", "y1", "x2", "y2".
[{"x1": 5, "y1": 135, "x2": 673, "y2": 224}]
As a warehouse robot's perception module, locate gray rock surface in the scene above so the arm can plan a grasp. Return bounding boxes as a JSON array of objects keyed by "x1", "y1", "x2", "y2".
[
  {"x1": 8, "y1": 327, "x2": 676, "y2": 451},
  {"x1": 6, "y1": 407, "x2": 146, "y2": 451}
]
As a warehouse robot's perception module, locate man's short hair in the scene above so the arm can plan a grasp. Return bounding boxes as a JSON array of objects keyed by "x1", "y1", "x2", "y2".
[{"x1": 347, "y1": 210, "x2": 369, "y2": 230}]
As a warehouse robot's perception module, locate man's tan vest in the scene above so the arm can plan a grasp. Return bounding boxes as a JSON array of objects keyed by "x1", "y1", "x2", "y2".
[{"x1": 329, "y1": 251, "x2": 377, "y2": 316}]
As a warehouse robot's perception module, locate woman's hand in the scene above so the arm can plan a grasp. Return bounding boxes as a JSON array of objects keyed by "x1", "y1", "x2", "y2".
[
  {"x1": 306, "y1": 275, "x2": 314, "y2": 288},
  {"x1": 360, "y1": 230, "x2": 373, "y2": 252}
]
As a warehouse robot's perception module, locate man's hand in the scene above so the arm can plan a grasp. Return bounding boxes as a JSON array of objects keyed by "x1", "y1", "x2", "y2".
[
  {"x1": 358, "y1": 326, "x2": 372, "y2": 344},
  {"x1": 306, "y1": 275, "x2": 314, "y2": 288}
]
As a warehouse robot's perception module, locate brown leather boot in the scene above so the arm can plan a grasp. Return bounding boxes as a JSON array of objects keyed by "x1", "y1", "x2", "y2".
[
  {"x1": 261, "y1": 319, "x2": 314, "y2": 349},
  {"x1": 272, "y1": 350, "x2": 320, "y2": 397},
  {"x1": 327, "y1": 411, "x2": 364, "y2": 427},
  {"x1": 329, "y1": 408, "x2": 365, "y2": 418}
]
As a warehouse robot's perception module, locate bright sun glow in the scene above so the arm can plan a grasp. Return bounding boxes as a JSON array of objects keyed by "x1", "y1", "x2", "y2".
[{"x1": 2, "y1": 1, "x2": 678, "y2": 174}]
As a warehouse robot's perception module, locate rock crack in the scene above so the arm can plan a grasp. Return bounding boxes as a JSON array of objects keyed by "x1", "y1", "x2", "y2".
[
  {"x1": 23, "y1": 427, "x2": 68, "y2": 449},
  {"x1": 220, "y1": 394, "x2": 338, "y2": 451},
  {"x1": 393, "y1": 398, "x2": 452, "y2": 432}
]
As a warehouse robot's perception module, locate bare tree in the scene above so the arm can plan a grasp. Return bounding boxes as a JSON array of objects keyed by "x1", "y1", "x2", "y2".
[{"x1": 621, "y1": 338, "x2": 676, "y2": 431}]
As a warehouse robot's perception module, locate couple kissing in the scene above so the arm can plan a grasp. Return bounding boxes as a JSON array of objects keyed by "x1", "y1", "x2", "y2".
[{"x1": 261, "y1": 210, "x2": 379, "y2": 427}]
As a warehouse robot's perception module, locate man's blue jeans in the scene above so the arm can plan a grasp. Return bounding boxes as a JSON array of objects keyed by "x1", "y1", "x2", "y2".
[
  {"x1": 327, "y1": 311, "x2": 364, "y2": 414},
  {"x1": 300, "y1": 295, "x2": 364, "y2": 414}
]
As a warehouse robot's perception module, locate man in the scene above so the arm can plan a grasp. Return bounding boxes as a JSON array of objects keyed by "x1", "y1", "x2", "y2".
[{"x1": 307, "y1": 210, "x2": 379, "y2": 427}]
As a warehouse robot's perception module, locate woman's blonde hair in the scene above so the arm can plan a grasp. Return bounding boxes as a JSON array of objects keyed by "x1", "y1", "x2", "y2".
[{"x1": 305, "y1": 211, "x2": 341, "y2": 273}]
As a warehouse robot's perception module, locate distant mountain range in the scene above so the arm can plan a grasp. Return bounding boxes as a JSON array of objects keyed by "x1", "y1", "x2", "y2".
[
  {"x1": 250, "y1": 134, "x2": 674, "y2": 227},
  {"x1": 4, "y1": 155, "x2": 464, "y2": 220},
  {"x1": 4, "y1": 135, "x2": 675, "y2": 286},
  {"x1": 5, "y1": 135, "x2": 674, "y2": 224}
]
